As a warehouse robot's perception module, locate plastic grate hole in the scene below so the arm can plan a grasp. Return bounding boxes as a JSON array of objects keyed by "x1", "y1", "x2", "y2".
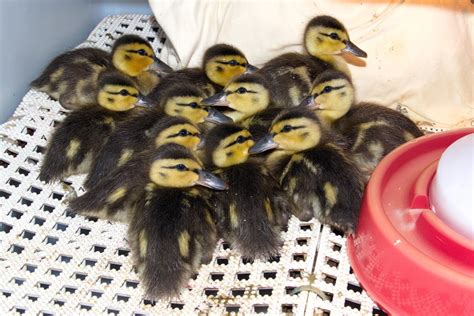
[
  {"x1": 143, "y1": 299, "x2": 156, "y2": 306},
  {"x1": 268, "y1": 255, "x2": 280, "y2": 263},
  {"x1": 93, "y1": 245, "x2": 106, "y2": 253},
  {"x1": 331, "y1": 227, "x2": 345, "y2": 237},
  {"x1": 204, "y1": 288, "x2": 218, "y2": 297},
  {"x1": 49, "y1": 269, "x2": 62, "y2": 277},
  {"x1": 117, "y1": 248, "x2": 129, "y2": 256},
  {"x1": 17, "y1": 167, "x2": 30, "y2": 176},
  {"x1": 100, "y1": 276, "x2": 113, "y2": 285},
  {"x1": 231, "y1": 288, "x2": 245, "y2": 297},
  {"x1": 64, "y1": 209, "x2": 75, "y2": 218},
  {"x1": 74, "y1": 272, "x2": 87, "y2": 281},
  {"x1": 373, "y1": 307, "x2": 388, "y2": 316},
  {"x1": 84, "y1": 259, "x2": 97, "y2": 267},
  {"x1": 125, "y1": 280, "x2": 139, "y2": 288},
  {"x1": 293, "y1": 253, "x2": 307, "y2": 262},
  {"x1": 0, "y1": 189, "x2": 12, "y2": 199},
  {"x1": 39, "y1": 282, "x2": 51, "y2": 290},
  {"x1": 24, "y1": 264, "x2": 37, "y2": 273},
  {"x1": 27, "y1": 295, "x2": 38, "y2": 302},
  {"x1": 345, "y1": 299, "x2": 361, "y2": 310},
  {"x1": 29, "y1": 186, "x2": 42, "y2": 194},
  {"x1": 147, "y1": 36, "x2": 155, "y2": 43},
  {"x1": 300, "y1": 223, "x2": 312, "y2": 231},
  {"x1": 1, "y1": 222, "x2": 13, "y2": 233},
  {"x1": 90, "y1": 290, "x2": 103, "y2": 298},
  {"x1": 170, "y1": 302, "x2": 184, "y2": 310},
  {"x1": 323, "y1": 274, "x2": 337, "y2": 285},
  {"x1": 109, "y1": 262, "x2": 122, "y2": 271},
  {"x1": 51, "y1": 192, "x2": 64, "y2": 201},
  {"x1": 210, "y1": 273, "x2": 224, "y2": 281},
  {"x1": 2, "y1": 290, "x2": 12, "y2": 297},
  {"x1": 19, "y1": 197, "x2": 33, "y2": 206},
  {"x1": 319, "y1": 309, "x2": 331, "y2": 316},
  {"x1": 289, "y1": 269, "x2": 302, "y2": 279},
  {"x1": 16, "y1": 139, "x2": 27, "y2": 148},
  {"x1": 296, "y1": 238, "x2": 308, "y2": 246},
  {"x1": 226, "y1": 305, "x2": 240, "y2": 313},
  {"x1": 242, "y1": 257, "x2": 254, "y2": 264},
  {"x1": 326, "y1": 257, "x2": 339, "y2": 268},
  {"x1": 32, "y1": 216, "x2": 46, "y2": 226},
  {"x1": 59, "y1": 255, "x2": 72, "y2": 263},
  {"x1": 258, "y1": 287, "x2": 273, "y2": 296},
  {"x1": 22, "y1": 230, "x2": 35, "y2": 240},
  {"x1": 5, "y1": 148, "x2": 18, "y2": 157},
  {"x1": 0, "y1": 159, "x2": 9, "y2": 168},
  {"x1": 78, "y1": 227, "x2": 91, "y2": 235},
  {"x1": 236, "y1": 272, "x2": 250, "y2": 281},
  {"x1": 80, "y1": 304, "x2": 92, "y2": 311},
  {"x1": 216, "y1": 257, "x2": 229, "y2": 265},
  {"x1": 34, "y1": 145, "x2": 46, "y2": 154},
  {"x1": 7, "y1": 178, "x2": 21, "y2": 187},
  {"x1": 263, "y1": 271, "x2": 277, "y2": 279},
  {"x1": 9, "y1": 209, "x2": 23, "y2": 219},
  {"x1": 135, "y1": 26, "x2": 144, "y2": 31},
  {"x1": 42, "y1": 204, "x2": 55, "y2": 213},
  {"x1": 45, "y1": 236, "x2": 58, "y2": 245},
  {"x1": 14, "y1": 277, "x2": 26, "y2": 285},
  {"x1": 349, "y1": 267, "x2": 354, "y2": 274},
  {"x1": 26, "y1": 157, "x2": 39, "y2": 165},
  {"x1": 15, "y1": 307, "x2": 26, "y2": 314},
  {"x1": 347, "y1": 282, "x2": 362, "y2": 293},
  {"x1": 55, "y1": 223, "x2": 68, "y2": 231},
  {"x1": 116, "y1": 294, "x2": 130, "y2": 302},
  {"x1": 10, "y1": 244, "x2": 25, "y2": 254},
  {"x1": 54, "y1": 300, "x2": 65, "y2": 306},
  {"x1": 331, "y1": 242, "x2": 342, "y2": 252},
  {"x1": 282, "y1": 304, "x2": 294, "y2": 313},
  {"x1": 221, "y1": 242, "x2": 231, "y2": 250},
  {"x1": 254, "y1": 305, "x2": 269, "y2": 314},
  {"x1": 107, "y1": 308, "x2": 120, "y2": 315},
  {"x1": 64, "y1": 286, "x2": 77, "y2": 294},
  {"x1": 23, "y1": 127, "x2": 36, "y2": 136},
  {"x1": 324, "y1": 292, "x2": 334, "y2": 302}
]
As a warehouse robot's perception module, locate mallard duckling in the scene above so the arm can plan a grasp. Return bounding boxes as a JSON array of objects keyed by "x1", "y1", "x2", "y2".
[
  {"x1": 31, "y1": 35, "x2": 171, "y2": 109},
  {"x1": 71, "y1": 143, "x2": 226, "y2": 298},
  {"x1": 39, "y1": 71, "x2": 141, "y2": 183},
  {"x1": 300, "y1": 69, "x2": 423, "y2": 176},
  {"x1": 147, "y1": 44, "x2": 256, "y2": 102},
  {"x1": 250, "y1": 108, "x2": 365, "y2": 233},
  {"x1": 203, "y1": 124, "x2": 292, "y2": 259}
]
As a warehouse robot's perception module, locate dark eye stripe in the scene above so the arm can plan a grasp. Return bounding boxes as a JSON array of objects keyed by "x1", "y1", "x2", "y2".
[
  {"x1": 125, "y1": 49, "x2": 152, "y2": 57},
  {"x1": 176, "y1": 103, "x2": 203, "y2": 109},
  {"x1": 224, "y1": 136, "x2": 252, "y2": 148},
  {"x1": 216, "y1": 61, "x2": 246, "y2": 67},
  {"x1": 320, "y1": 32, "x2": 340, "y2": 40},
  {"x1": 278, "y1": 125, "x2": 305, "y2": 133},
  {"x1": 314, "y1": 85, "x2": 345, "y2": 97},
  {"x1": 167, "y1": 131, "x2": 200, "y2": 138},
  {"x1": 107, "y1": 91, "x2": 138, "y2": 97}
]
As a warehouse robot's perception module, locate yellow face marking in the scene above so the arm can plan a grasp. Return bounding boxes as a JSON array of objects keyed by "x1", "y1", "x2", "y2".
[
  {"x1": 138, "y1": 230, "x2": 147, "y2": 258},
  {"x1": 112, "y1": 43, "x2": 155, "y2": 77},
  {"x1": 289, "y1": 86, "x2": 302, "y2": 106},
  {"x1": 271, "y1": 118, "x2": 321, "y2": 152},
  {"x1": 205, "y1": 55, "x2": 248, "y2": 86},
  {"x1": 404, "y1": 131, "x2": 415, "y2": 142},
  {"x1": 264, "y1": 198, "x2": 274, "y2": 222},
  {"x1": 178, "y1": 230, "x2": 190, "y2": 258},
  {"x1": 106, "y1": 187, "x2": 127, "y2": 204},
  {"x1": 305, "y1": 26, "x2": 348, "y2": 57},
  {"x1": 49, "y1": 67, "x2": 64, "y2": 82},
  {"x1": 163, "y1": 96, "x2": 207, "y2": 123},
  {"x1": 212, "y1": 130, "x2": 254, "y2": 168},
  {"x1": 368, "y1": 141, "x2": 384, "y2": 164},
  {"x1": 224, "y1": 82, "x2": 270, "y2": 122},
  {"x1": 352, "y1": 121, "x2": 390, "y2": 150},
  {"x1": 118, "y1": 149, "x2": 134, "y2": 166},
  {"x1": 311, "y1": 78, "x2": 354, "y2": 123},
  {"x1": 66, "y1": 139, "x2": 81, "y2": 159},
  {"x1": 229, "y1": 203, "x2": 238, "y2": 228},
  {"x1": 97, "y1": 84, "x2": 139, "y2": 112},
  {"x1": 135, "y1": 70, "x2": 161, "y2": 96},
  {"x1": 323, "y1": 182, "x2": 338, "y2": 209},
  {"x1": 291, "y1": 66, "x2": 312, "y2": 87},
  {"x1": 154, "y1": 123, "x2": 201, "y2": 150},
  {"x1": 204, "y1": 209, "x2": 215, "y2": 227},
  {"x1": 288, "y1": 177, "x2": 298, "y2": 194},
  {"x1": 149, "y1": 158, "x2": 201, "y2": 187},
  {"x1": 279, "y1": 153, "x2": 302, "y2": 184}
]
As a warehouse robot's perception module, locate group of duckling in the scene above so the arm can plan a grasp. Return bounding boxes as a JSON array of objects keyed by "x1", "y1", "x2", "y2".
[{"x1": 34, "y1": 15, "x2": 423, "y2": 299}]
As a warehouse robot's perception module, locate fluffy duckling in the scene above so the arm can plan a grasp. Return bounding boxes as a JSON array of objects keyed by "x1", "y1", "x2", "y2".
[
  {"x1": 203, "y1": 124, "x2": 292, "y2": 259},
  {"x1": 252, "y1": 15, "x2": 367, "y2": 108},
  {"x1": 250, "y1": 108, "x2": 365, "y2": 233},
  {"x1": 147, "y1": 44, "x2": 256, "y2": 102},
  {"x1": 71, "y1": 143, "x2": 226, "y2": 298},
  {"x1": 301, "y1": 69, "x2": 423, "y2": 176},
  {"x1": 31, "y1": 35, "x2": 171, "y2": 109},
  {"x1": 39, "y1": 71, "x2": 141, "y2": 183}
]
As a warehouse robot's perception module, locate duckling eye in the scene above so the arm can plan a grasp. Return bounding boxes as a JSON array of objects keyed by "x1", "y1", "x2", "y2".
[
  {"x1": 176, "y1": 164, "x2": 187, "y2": 171},
  {"x1": 188, "y1": 102, "x2": 199, "y2": 109},
  {"x1": 179, "y1": 129, "x2": 189, "y2": 136},
  {"x1": 236, "y1": 87, "x2": 247, "y2": 94},
  {"x1": 228, "y1": 60, "x2": 238, "y2": 66},
  {"x1": 329, "y1": 33, "x2": 340, "y2": 40},
  {"x1": 322, "y1": 86, "x2": 333, "y2": 94},
  {"x1": 119, "y1": 89, "x2": 129, "y2": 96},
  {"x1": 236, "y1": 135, "x2": 246, "y2": 143},
  {"x1": 281, "y1": 125, "x2": 292, "y2": 133},
  {"x1": 137, "y1": 49, "x2": 147, "y2": 56}
]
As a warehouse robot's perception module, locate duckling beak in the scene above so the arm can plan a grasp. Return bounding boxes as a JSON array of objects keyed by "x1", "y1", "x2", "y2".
[
  {"x1": 245, "y1": 64, "x2": 259, "y2": 74},
  {"x1": 149, "y1": 56, "x2": 174, "y2": 73},
  {"x1": 201, "y1": 91, "x2": 229, "y2": 107},
  {"x1": 196, "y1": 170, "x2": 228, "y2": 190},
  {"x1": 196, "y1": 138, "x2": 206, "y2": 150},
  {"x1": 342, "y1": 40, "x2": 367, "y2": 58},
  {"x1": 135, "y1": 94, "x2": 150, "y2": 107},
  {"x1": 205, "y1": 107, "x2": 233, "y2": 124},
  {"x1": 299, "y1": 95, "x2": 319, "y2": 110},
  {"x1": 249, "y1": 134, "x2": 278, "y2": 154}
]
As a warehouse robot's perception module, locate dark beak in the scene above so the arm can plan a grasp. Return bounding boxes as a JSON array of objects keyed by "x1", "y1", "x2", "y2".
[
  {"x1": 299, "y1": 95, "x2": 319, "y2": 110},
  {"x1": 343, "y1": 40, "x2": 367, "y2": 58},
  {"x1": 136, "y1": 94, "x2": 150, "y2": 107},
  {"x1": 205, "y1": 107, "x2": 233, "y2": 124},
  {"x1": 149, "y1": 56, "x2": 174, "y2": 73},
  {"x1": 249, "y1": 134, "x2": 278, "y2": 154},
  {"x1": 196, "y1": 170, "x2": 228, "y2": 190},
  {"x1": 245, "y1": 64, "x2": 259, "y2": 74},
  {"x1": 201, "y1": 91, "x2": 229, "y2": 106}
]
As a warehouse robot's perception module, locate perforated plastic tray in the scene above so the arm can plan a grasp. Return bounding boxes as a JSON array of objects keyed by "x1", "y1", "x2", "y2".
[{"x1": 1, "y1": 14, "x2": 441, "y2": 316}]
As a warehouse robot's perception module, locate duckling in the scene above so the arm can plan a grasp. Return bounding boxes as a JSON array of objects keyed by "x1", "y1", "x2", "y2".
[
  {"x1": 39, "y1": 71, "x2": 141, "y2": 183},
  {"x1": 71, "y1": 143, "x2": 227, "y2": 298},
  {"x1": 146, "y1": 44, "x2": 256, "y2": 103},
  {"x1": 247, "y1": 15, "x2": 367, "y2": 108},
  {"x1": 31, "y1": 34, "x2": 171, "y2": 109},
  {"x1": 203, "y1": 124, "x2": 293, "y2": 259},
  {"x1": 300, "y1": 69, "x2": 423, "y2": 176},
  {"x1": 249, "y1": 107, "x2": 365, "y2": 233}
]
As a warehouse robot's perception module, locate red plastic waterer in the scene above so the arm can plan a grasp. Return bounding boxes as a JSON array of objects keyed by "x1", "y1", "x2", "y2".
[{"x1": 347, "y1": 128, "x2": 474, "y2": 315}]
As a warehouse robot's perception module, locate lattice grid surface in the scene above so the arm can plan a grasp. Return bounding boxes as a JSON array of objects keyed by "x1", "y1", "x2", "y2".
[{"x1": 0, "y1": 14, "x2": 440, "y2": 316}]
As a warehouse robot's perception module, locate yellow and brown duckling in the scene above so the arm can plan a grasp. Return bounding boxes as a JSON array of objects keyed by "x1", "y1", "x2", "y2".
[
  {"x1": 39, "y1": 71, "x2": 142, "y2": 183},
  {"x1": 301, "y1": 69, "x2": 423, "y2": 176},
  {"x1": 71, "y1": 143, "x2": 227, "y2": 298},
  {"x1": 254, "y1": 15, "x2": 367, "y2": 108},
  {"x1": 146, "y1": 44, "x2": 256, "y2": 102},
  {"x1": 250, "y1": 107, "x2": 365, "y2": 233},
  {"x1": 31, "y1": 34, "x2": 171, "y2": 109},
  {"x1": 203, "y1": 124, "x2": 293, "y2": 259}
]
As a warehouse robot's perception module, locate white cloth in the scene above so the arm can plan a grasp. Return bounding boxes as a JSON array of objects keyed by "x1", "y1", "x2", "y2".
[{"x1": 149, "y1": 0, "x2": 474, "y2": 128}]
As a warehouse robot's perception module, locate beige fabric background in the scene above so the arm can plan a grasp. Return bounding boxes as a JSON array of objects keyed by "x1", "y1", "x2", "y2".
[{"x1": 150, "y1": 0, "x2": 473, "y2": 128}]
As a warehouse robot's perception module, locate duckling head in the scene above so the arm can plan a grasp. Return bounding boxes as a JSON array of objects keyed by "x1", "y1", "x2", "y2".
[
  {"x1": 250, "y1": 108, "x2": 322, "y2": 154},
  {"x1": 112, "y1": 35, "x2": 172, "y2": 77},
  {"x1": 204, "y1": 124, "x2": 255, "y2": 168},
  {"x1": 149, "y1": 143, "x2": 227, "y2": 189},
  {"x1": 149, "y1": 116, "x2": 201, "y2": 150},
  {"x1": 160, "y1": 84, "x2": 231, "y2": 124},
  {"x1": 201, "y1": 73, "x2": 271, "y2": 123},
  {"x1": 97, "y1": 72, "x2": 142, "y2": 111},
  {"x1": 300, "y1": 69, "x2": 354, "y2": 123},
  {"x1": 304, "y1": 15, "x2": 367, "y2": 59},
  {"x1": 203, "y1": 44, "x2": 258, "y2": 87}
]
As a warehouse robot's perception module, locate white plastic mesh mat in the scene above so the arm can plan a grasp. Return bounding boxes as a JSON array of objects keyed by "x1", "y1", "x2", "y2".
[{"x1": 0, "y1": 14, "x2": 443, "y2": 316}]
